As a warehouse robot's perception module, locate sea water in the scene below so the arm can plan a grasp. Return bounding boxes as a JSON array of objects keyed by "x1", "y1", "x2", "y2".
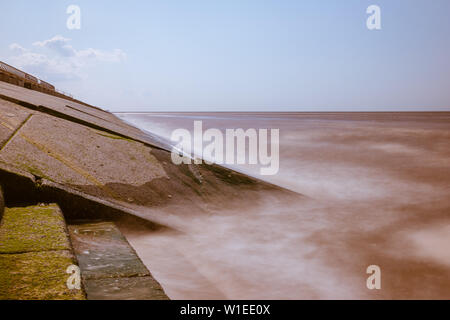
[{"x1": 115, "y1": 112, "x2": 450, "y2": 299}]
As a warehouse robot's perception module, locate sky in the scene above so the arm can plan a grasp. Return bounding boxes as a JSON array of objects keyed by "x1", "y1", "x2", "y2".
[{"x1": 1, "y1": 0, "x2": 450, "y2": 112}]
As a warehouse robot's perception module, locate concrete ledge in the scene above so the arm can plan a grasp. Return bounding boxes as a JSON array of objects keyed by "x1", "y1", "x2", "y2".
[
  {"x1": 69, "y1": 221, "x2": 169, "y2": 300},
  {"x1": 0, "y1": 250, "x2": 85, "y2": 300},
  {"x1": 69, "y1": 222, "x2": 150, "y2": 280},
  {"x1": 0, "y1": 204, "x2": 86, "y2": 300},
  {"x1": 83, "y1": 277, "x2": 169, "y2": 300},
  {"x1": 0, "y1": 205, "x2": 71, "y2": 254}
]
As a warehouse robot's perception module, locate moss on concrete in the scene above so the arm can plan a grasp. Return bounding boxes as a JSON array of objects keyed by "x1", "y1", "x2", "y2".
[
  {"x1": 0, "y1": 204, "x2": 86, "y2": 300},
  {"x1": 0, "y1": 205, "x2": 71, "y2": 254},
  {"x1": 95, "y1": 131, "x2": 134, "y2": 142},
  {"x1": 24, "y1": 165, "x2": 53, "y2": 182},
  {"x1": 0, "y1": 250, "x2": 85, "y2": 300},
  {"x1": 0, "y1": 185, "x2": 4, "y2": 221}
]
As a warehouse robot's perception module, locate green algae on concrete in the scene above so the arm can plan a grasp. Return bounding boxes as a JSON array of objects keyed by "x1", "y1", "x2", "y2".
[
  {"x1": 0, "y1": 185, "x2": 4, "y2": 221},
  {"x1": 0, "y1": 205, "x2": 71, "y2": 254},
  {"x1": 95, "y1": 130, "x2": 134, "y2": 142},
  {"x1": 0, "y1": 250, "x2": 85, "y2": 300},
  {"x1": 0, "y1": 204, "x2": 86, "y2": 300}
]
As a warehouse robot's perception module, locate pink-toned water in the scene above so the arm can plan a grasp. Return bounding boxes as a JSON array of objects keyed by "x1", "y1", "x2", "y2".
[{"x1": 117, "y1": 112, "x2": 450, "y2": 299}]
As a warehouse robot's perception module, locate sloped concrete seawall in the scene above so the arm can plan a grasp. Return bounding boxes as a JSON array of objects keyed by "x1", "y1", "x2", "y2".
[
  {"x1": 0, "y1": 80, "x2": 304, "y2": 300},
  {"x1": 0, "y1": 80, "x2": 302, "y2": 225}
]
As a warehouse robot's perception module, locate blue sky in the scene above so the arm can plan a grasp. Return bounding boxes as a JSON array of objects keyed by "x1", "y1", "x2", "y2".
[{"x1": 1, "y1": 0, "x2": 449, "y2": 111}]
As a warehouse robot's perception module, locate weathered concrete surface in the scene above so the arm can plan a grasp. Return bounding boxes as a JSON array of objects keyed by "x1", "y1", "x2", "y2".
[
  {"x1": 0, "y1": 81, "x2": 302, "y2": 225},
  {"x1": 69, "y1": 222, "x2": 150, "y2": 279},
  {"x1": 0, "y1": 81, "x2": 303, "y2": 300},
  {"x1": 0, "y1": 98, "x2": 31, "y2": 148},
  {"x1": 1, "y1": 113, "x2": 166, "y2": 188},
  {"x1": 0, "y1": 81, "x2": 168, "y2": 149},
  {"x1": 69, "y1": 221, "x2": 168, "y2": 300},
  {"x1": 0, "y1": 205, "x2": 85, "y2": 300},
  {"x1": 0, "y1": 205, "x2": 71, "y2": 253},
  {"x1": 83, "y1": 277, "x2": 168, "y2": 300}
]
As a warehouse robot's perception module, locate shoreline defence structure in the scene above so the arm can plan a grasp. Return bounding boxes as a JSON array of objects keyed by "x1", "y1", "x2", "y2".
[{"x1": 0, "y1": 66, "x2": 303, "y2": 300}]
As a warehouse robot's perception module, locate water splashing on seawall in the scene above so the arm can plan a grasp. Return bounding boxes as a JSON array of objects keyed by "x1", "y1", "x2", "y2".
[{"x1": 116, "y1": 112, "x2": 450, "y2": 299}]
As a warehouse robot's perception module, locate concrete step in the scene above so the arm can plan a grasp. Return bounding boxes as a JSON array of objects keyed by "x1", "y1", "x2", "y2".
[{"x1": 68, "y1": 221, "x2": 169, "y2": 300}]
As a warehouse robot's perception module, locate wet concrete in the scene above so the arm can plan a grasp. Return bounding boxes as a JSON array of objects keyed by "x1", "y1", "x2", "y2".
[
  {"x1": 83, "y1": 277, "x2": 168, "y2": 300},
  {"x1": 68, "y1": 221, "x2": 168, "y2": 300}
]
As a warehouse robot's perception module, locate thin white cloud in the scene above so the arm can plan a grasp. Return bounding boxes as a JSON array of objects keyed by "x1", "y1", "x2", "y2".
[
  {"x1": 33, "y1": 35, "x2": 75, "y2": 57},
  {"x1": 33, "y1": 35, "x2": 71, "y2": 48},
  {"x1": 7, "y1": 35, "x2": 126, "y2": 81},
  {"x1": 9, "y1": 43, "x2": 28, "y2": 54},
  {"x1": 76, "y1": 48, "x2": 127, "y2": 63}
]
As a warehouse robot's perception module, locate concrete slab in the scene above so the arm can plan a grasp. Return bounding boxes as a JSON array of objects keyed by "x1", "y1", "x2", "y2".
[
  {"x1": 0, "y1": 82, "x2": 122, "y2": 126},
  {"x1": 0, "y1": 98, "x2": 31, "y2": 148},
  {"x1": 0, "y1": 81, "x2": 165, "y2": 149},
  {"x1": 0, "y1": 250, "x2": 85, "y2": 300},
  {"x1": 0, "y1": 205, "x2": 71, "y2": 253},
  {"x1": 68, "y1": 221, "x2": 169, "y2": 300},
  {"x1": 68, "y1": 222, "x2": 151, "y2": 279},
  {"x1": 0, "y1": 204, "x2": 86, "y2": 300},
  {"x1": 83, "y1": 277, "x2": 169, "y2": 300},
  {"x1": 0, "y1": 112, "x2": 167, "y2": 203}
]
